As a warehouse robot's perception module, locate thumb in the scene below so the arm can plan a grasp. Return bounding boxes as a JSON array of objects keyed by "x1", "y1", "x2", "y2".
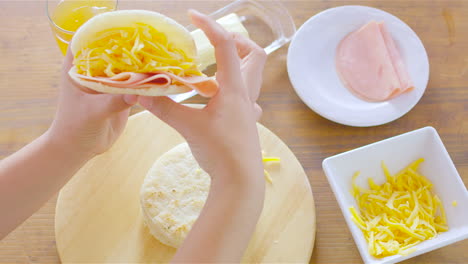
[
  {"x1": 98, "y1": 94, "x2": 138, "y2": 114},
  {"x1": 63, "y1": 46, "x2": 74, "y2": 73},
  {"x1": 138, "y1": 96, "x2": 201, "y2": 133},
  {"x1": 254, "y1": 103, "x2": 262, "y2": 121}
]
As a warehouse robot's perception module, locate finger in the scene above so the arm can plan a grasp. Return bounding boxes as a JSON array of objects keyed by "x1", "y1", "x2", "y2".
[
  {"x1": 65, "y1": 74, "x2": 102, "y2": 95},
  {"x1": 254, "y1": 103, "x2": 263, "y2": 121},
  {"x1": 63, "y1": 46, "x2": 74, "y2": 73},
  {"x1": 110, "y1": 107, "x2": 132, "y2": 138},
  {"x1": 80, "y1": 87, "x2": 101, "y2": 94},
  {"x1": 241, "y1": 62, "x2": 264, "y2": 102},
  {"x1": 188, "y1": 10, "x2": 241, "y2": 88},
  {"x1": 232, "y1": 33, "x2": 267, "y2": 101},
  {"x1": 138, "y1": 96, "x2": 201, "y2": 133},
  {"x1": 74, "y1": 82, "x2": 102, "y2": 94},
  {"x1": 98, "y1": 94, "x2": 138, "y2": 114},
  {"x1": 232, "y1": 32, "x2": 266, "y2": 61},
  {"x1": 123, "y1": 94, "x2": 139, "y2": 105}
]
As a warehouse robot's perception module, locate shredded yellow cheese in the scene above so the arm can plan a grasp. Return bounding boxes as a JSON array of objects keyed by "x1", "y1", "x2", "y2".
[
  {"x1": 262, "y1": 152, "x2": 280, "y2": 184},
  {"x1": 264, "y1": 169, "x2": 273, "y2": 184},
  {"x1": 74, "y1": 23, "x2": 203, "y2": 78},
  {"x1": 452, "y1": 200, "x2": 457, "y2": 207},
  {"x1": 350, "y1": 158, "x2": 448, "y2": 258}
]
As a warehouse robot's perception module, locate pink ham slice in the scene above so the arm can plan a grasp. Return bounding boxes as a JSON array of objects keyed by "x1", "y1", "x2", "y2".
[
  {"x1": 379, "y1": 23, "x2": 414, "y2": 94},
  {"x1": 71, "y1": 71, "x2": 219, "y2": 97},
  {"x1": 336, "y1": 21, "x2": 413, "y2": 102}
]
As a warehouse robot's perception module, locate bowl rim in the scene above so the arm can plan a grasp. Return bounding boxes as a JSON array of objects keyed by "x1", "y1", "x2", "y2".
[{"x1": 322, "y1": 126, "x2": 468, "y2": 264}]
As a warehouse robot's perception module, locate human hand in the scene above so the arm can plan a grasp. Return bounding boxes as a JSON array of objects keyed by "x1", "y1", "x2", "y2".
[
  {"x1": 48, "y1": 49, "x2": 138, "y2": 158},
  {"x1": 139, "y1": 10, "x2": 267, "y2": 187}
]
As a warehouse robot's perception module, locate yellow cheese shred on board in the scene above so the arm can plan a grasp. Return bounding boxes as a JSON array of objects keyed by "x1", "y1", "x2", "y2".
[
  {"x1": 262, "y1": 151, "x2": 280, "y2": 184},
  {"x1": 349, "y1": 158, "x2": 448, "y2": 258},
  {"x1": 74, "y1": 23, "x2": 203, "y2": 78}
]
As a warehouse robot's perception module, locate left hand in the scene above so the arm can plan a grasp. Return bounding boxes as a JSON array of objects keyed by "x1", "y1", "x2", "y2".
[{"x1": 48, "y1": 48, "x2": 138, "y2": 158}]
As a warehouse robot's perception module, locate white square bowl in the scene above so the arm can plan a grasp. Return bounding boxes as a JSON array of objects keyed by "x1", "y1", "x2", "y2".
[{"x1": 322, "y1": 126, "x2": 468, "y2": 264}]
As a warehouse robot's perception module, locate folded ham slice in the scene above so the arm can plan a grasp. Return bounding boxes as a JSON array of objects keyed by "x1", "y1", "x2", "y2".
[
  {"x1": 69, "y1": 71, "x2": 219, "y2": 97},
  {"x1": 336, "y1": 21, "x2": 413, "y2": 102}
]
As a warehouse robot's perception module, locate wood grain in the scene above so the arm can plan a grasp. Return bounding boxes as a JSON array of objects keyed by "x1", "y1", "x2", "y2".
[
  {"x1": 1, "y1": 0, "x2": 467, "y2": 263},
  {"x1": 54, "y1": 110, "x2": 315, "y2": 263}
]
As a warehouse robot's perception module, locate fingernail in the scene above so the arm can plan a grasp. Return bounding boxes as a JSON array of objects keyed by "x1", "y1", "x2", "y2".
[{"x1": 123, "y1": 94, "x2": 138, "y2": 105}]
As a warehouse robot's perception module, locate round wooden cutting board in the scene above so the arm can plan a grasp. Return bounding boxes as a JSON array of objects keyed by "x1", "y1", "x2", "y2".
[{"x1": 55, "y1": 109, "x2": 316, "y2": 263}]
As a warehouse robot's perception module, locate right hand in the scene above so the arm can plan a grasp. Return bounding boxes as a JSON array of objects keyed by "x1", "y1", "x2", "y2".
[{"x1": 138, "y1": 10, "x2": 267, "y2": 187}]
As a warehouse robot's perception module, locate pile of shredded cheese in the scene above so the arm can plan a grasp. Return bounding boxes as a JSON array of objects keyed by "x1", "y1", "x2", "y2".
[
  {"x1": 74, "y1": 23, "x2": 203, "y2": 78},
  {"x1": 262, "y1": 152, "x2": 280, "y2": 184},
  {"x1": 350, "y1": 158, "x2": 448, "y2": 258}
]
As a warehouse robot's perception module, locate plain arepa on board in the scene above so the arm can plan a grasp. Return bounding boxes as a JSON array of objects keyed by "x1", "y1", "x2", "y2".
[{"x1": 139, "y1": 143, "x2": 210, "y2": 248}]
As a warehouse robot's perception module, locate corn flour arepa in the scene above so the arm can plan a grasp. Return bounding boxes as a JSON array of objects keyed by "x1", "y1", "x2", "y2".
[
  {"x1": 69, "y1": 10, "x2": 218, "y2": 97},
  {"x1": 140, "y1": 143, "x2": 210, "y2": 248}
]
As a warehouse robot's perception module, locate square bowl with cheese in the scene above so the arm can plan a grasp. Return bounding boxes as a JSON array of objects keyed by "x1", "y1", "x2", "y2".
[{"x1": 322, "y1": 127, "x2": 468, "y2": 264}]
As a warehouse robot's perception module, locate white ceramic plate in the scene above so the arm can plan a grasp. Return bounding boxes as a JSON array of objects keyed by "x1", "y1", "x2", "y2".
[{"x1": 287, "y1": 6, "x2": 429, "y2": 127}]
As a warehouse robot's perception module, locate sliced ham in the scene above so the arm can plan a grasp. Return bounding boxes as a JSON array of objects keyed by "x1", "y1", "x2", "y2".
[
  {"x1": 70, "y1": 71, "x2": 219, "y2": 97},
  {"x1": 336, "y1": 21, "x2": 413, "y2": 102},
  {"x1": 379, "y1": 23, "x2": 414, "y2": 93}
]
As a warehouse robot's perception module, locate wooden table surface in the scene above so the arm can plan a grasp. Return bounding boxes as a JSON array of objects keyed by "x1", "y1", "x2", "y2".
[{"x1": 1, "y1": 0, "x2": 467, "y2": 263}]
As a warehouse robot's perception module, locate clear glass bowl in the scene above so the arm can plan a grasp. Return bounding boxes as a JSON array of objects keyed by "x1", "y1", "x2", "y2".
[
  {"x1": 170, "y1": 0, "x2": 296, "y2": 102},
  {"x1": 187, "y1": 0, "x2": 296, "y2": 55}
]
